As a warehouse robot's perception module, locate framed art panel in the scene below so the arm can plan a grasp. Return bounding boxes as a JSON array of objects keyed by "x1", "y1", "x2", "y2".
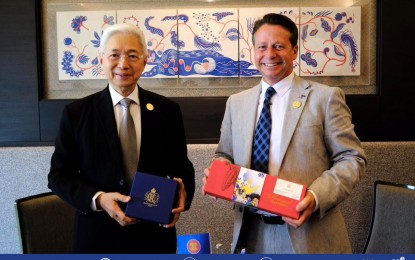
[{"x1": 41, "y1": 0, "x2": 377, "y2": 100}]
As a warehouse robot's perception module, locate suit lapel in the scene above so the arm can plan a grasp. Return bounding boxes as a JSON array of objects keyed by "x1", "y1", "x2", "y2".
[
  {"x1": 94, "y1": 86, "x2": 123, "y2": 165},
  {"x1": 236, "y1": 84, "x2": 261, "y2": 166},
  {"x1": 279, "y1": 76, "x2": 310, "y2": 167},
  {"x1": 137, "y1": 87, "x2": 154, "y2": 162}
]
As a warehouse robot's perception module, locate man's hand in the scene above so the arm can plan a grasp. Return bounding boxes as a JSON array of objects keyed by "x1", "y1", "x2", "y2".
[
  {"x1": 202, "y1": 165, "x2": 218, "y2": 198},
  {"x1": 202, "y1": 157, "x2": 231, "y2": 196},
  {"x1": 163, "y1": 178, "x2": 186, "y2": 228},
  {"x1": 96, "y1": 192, "x2": 139, "y2": 227},
  {"x1": 282, "y1": 191, "x2": 316, "y2": 229},
  {"x1": 202, "y1": 167, "x2": 210, "y2": 196}
]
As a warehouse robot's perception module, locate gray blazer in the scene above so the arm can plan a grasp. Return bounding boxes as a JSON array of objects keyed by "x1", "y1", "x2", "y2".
[{"x1": 216, "y1": 75, "x2": 367, "y2": 253}]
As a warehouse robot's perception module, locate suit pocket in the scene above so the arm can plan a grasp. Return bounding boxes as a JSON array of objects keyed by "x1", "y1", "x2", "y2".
[{"x1": 296, "y1": 116, "x2": 322, "y2": 128}]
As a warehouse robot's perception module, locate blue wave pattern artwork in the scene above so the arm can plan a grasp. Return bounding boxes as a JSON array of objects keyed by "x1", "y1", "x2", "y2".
[
  {"x1": 142, "y1": 49, "x2": 258, "y2": 77},
  {"x1": 172, "y1": 9, "x2": 241, "y2": 77},
  {"x1": 57, "y1": 7, "x2": 361, "y2": 80}
]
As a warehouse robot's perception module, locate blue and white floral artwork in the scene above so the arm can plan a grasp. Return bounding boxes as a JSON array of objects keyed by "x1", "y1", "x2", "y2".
[
  {"x1": 177, "y1": 8, "x2": 239, "y2": 78},
  {"x1": 57, "y1": 11, "x2": 116, "y2": 80},
  {"x1": 118, "y1": 9, "x2": 179, "y2": 78},
  {"x1": 56, "y1": 6, "x2": 361, "y2": 80},
  {"x1": 299, "y1": 7, "x2": 361, "y2": 76}
]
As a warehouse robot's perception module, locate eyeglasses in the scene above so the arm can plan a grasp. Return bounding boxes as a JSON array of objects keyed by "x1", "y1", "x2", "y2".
[{"x1": 105, "y1": 53, "x2": 146, "y2": 62}]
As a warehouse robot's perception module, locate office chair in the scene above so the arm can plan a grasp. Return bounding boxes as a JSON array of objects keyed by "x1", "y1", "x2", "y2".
[
  {"x1": 363, "y1": 180, "x2": 415, "y2": 253},
  {"x1": 15, "y1": 192, "x2": 76, "y2": 253}
]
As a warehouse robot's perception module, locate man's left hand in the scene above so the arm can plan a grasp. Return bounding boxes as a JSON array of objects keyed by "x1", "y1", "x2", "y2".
[
  {"x1": 282, "y1": 191, "x2": 316, "y2": 229},
  {"x1": 163, "y1": 177, "x2": 186, "y2": 228}
]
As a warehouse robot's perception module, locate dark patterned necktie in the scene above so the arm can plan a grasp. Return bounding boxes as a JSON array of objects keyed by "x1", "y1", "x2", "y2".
[
  {"x1": 119, "y1": 98, "x2": 138, "y2": 185},
  {"x1": 251, "y1": 87, "x2": 277, "y2": 173}
]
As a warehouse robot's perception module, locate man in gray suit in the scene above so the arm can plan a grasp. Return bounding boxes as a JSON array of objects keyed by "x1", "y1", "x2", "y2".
[{"x1": 203, "y1": 13, "x2": 366, "y2": 253}]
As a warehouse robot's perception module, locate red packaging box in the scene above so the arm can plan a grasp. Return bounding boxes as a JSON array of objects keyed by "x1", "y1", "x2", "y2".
[
  {"x1": 204, "y1": 160, "x2": 306, "y2": 219},
  {"x1": 203, "y1": 160, "x2": 241, "y2": 201},
  {"x1": 258, "y1": 174, "x2": 306, "y2": 219}
]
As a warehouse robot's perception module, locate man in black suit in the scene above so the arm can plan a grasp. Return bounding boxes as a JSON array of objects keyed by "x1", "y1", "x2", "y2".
[{"x1": 48, "y1": 23, "x2": 195, "y2": 253}]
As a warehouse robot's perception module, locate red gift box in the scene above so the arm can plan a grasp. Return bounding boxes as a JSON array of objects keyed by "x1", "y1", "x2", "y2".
[
  {"x1": 258, "y1": 174, "x2": 306, "y2": 219},
  {"x1": 204, "y1": 160, "x2": 306, "y2": 219},
  {"x1": 203, "y1": 160, "x2": 241, "y2": 201}
]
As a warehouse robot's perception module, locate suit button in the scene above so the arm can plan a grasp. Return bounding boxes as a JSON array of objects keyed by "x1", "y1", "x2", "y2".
[{"x1": 119, "y1": 180, "x2": 124, "y2": 186}]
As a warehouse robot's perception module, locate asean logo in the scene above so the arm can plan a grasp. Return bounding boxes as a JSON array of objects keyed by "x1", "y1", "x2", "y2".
[{"x1": 187, "y1": 239, "x2": 201, "y2": 254}]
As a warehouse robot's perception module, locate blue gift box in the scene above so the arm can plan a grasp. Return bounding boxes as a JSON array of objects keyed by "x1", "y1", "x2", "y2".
[
  {"x1": 177, "y1": 233, "x2": 211, "y2": 254},
  {"x1": 125, "y1": 172, "x2": 178, "y2": 224}
]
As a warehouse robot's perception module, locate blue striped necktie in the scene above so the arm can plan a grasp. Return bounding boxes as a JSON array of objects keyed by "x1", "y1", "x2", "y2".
[{"x1": 251, "y1": 87, "x2": 277, "y2": 173}]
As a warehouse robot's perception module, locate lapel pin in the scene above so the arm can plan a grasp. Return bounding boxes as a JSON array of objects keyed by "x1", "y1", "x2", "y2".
[
  {"x1": 292, "y1": 101, "x2": 302, "y2": 109},
  {"x1": 146, "y1": 103, "x2": 154, "y2": 111}
]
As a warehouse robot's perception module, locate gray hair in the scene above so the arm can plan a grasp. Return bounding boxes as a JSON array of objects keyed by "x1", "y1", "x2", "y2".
[{"x1": 99, "y1": 23, "x2": 148, "y2": 56}]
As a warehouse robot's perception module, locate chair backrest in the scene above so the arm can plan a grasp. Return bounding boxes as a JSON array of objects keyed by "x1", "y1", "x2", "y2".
[
  {"x1": 15, "y1": 192, "x2": 76, "y2": 253},
  {"x1": 363, "y1": 180, "x2": 415, "y2": 253}
]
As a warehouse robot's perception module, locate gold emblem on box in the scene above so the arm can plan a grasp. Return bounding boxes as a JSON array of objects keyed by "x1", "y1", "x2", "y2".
[{"x1": 144, "y1": 188, "x2": 159, "y2": 207}]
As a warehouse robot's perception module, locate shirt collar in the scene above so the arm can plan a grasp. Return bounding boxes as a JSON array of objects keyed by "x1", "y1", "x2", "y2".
[
  {"x1": 109, "y1": 84, "x2": 140, "y2": 107},
  {"x1": 260, "y1": 71, "x2": 295, "y2": 97}
]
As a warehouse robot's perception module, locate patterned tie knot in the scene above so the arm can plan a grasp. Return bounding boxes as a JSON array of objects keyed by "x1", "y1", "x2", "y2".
[{"x1": 264, "y1": 87, "x2": 277, "y2": 107}]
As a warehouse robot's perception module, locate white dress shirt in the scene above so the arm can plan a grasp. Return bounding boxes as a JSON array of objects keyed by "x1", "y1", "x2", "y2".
[{"x1": 255, "y1": 72, "x2": 294, "y2": 176}]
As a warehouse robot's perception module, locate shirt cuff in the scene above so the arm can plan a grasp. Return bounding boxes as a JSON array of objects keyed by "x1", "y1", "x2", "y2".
[
  {"x1": 308, "y1": 189, "x2": 319, "y2": 212},
  {"x1": 90, "y1": 191, "x2": 105, "y2": 211}
]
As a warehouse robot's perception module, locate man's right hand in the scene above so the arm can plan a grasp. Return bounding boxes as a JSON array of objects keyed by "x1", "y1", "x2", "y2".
[
  {"x1": 96, "y1": 192, "x2": 139, "y2": 226},
  {"x1": 202, "y1": 167, "x2": 210, "y2": 196},
  {"x1": 202, "y1": 157, "x2": 232, "y2": 197}
]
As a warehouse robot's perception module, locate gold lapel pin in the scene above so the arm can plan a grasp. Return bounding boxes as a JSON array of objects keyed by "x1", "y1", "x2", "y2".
[
  {"x1": 146, "y1": 103, "x2": 154, "y2": 111},
  {"x1": 292, "y1": 101, "x2": 302, "y2": 109}
]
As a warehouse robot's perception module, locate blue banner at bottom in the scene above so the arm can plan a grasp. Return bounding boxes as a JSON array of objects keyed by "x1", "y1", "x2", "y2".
[{"x1": 0, "y1": 254, "x2": 413, "y2": 260}]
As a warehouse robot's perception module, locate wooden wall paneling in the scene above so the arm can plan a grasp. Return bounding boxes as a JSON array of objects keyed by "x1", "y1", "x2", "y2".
[
  {"x1": 0, "y1": 1, "x2": 40, "y2": 143},
  {"x1": 378, "y1": 1, "x2": 415, "y2": 140}
]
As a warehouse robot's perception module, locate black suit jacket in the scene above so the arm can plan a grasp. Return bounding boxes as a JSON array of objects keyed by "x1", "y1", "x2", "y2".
[{"x1": 48, "y1": 86, "x2": 195, "y2": 253}]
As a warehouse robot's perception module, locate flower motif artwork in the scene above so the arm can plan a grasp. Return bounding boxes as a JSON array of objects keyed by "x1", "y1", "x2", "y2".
[
  {"x1": 56, "y1": 6, "x2": 361, "y2": 80},
  {"x1": 177, "y1": 8, "x2": 239, "y2": 77},
  {"x1": 117, "y1": 9, "x2": 179, "y2": 78},
  {"x1": 57, "y1": 11, "x2": 116, "y2": 80},
  {"x1": 299, "y1": 7, "x2": 361, "y2": 76}
]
